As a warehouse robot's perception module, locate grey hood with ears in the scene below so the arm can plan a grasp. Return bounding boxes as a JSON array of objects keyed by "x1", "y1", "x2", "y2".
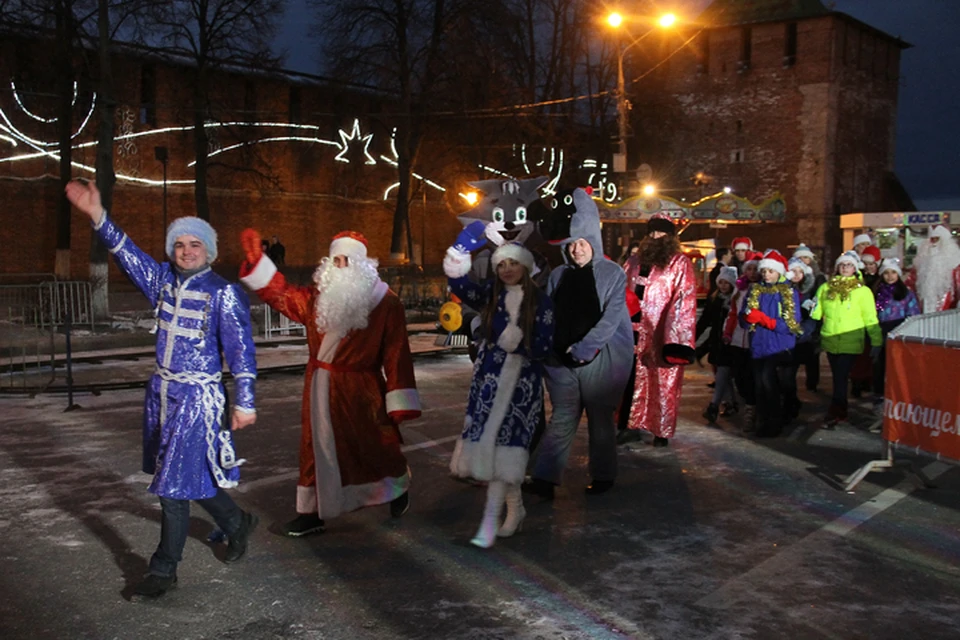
[{"x1": 559, "y1": 188, "x2": 606, "y2": 266}]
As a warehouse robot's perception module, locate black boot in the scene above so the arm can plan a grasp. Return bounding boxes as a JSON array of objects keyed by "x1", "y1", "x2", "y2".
[
  {"x1": 225, "y1": 511, "x2": 259, "y2": 563},
  {"x1": 702, "y1": 403, "x2": 719, "y2": 424},
  {"x1": 390, "y1": 491, "x2": 410, "y2": 518},
  {"x1": 133, "y1": 573, "x2": 177, "y2": 598},
  {"x1": 653, "y1": 436, "x2": 669, "y2": 447},
  {"x1": 584, "y1": 479, "x2": 614, "y2": 495},
  {"x1": 521, "y1": 477, "x2": 555, "y2": 499}
]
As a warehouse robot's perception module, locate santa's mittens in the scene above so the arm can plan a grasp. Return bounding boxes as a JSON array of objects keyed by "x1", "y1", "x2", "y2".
[
  {"x1": 662, "y1": 343, "x2": 695, "y2": 366},
  {"x1": 497, "y1": 324, "x2": 524, "y2": 353},
  {"x1": 443, "y1": 247, "x2": 473, "y2": 279},
  {"x1": 239, "y1": 228, "x2": 263, "y2": 277}
]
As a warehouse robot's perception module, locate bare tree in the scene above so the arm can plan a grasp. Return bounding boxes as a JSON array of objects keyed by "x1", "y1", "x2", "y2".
[
  {"x1": 314, "y1": 0, "x2": 468, "y2": 260},
  {"x1": 150, "y1": 0, "x2": 285, "y2": 221}
]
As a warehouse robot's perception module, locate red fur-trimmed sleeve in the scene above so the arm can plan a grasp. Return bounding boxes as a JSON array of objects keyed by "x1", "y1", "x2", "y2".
[
  {"x1": 239, "y1": 255, "x2": 313, "y2": 326},
  {"x1": 380, "y1": 293, "x2": 421, "y2": 423}
]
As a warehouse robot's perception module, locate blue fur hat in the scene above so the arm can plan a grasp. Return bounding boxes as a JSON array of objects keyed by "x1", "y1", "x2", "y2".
[{"x1": 166, "y1": 217, "x2": 218, "y2": 263}]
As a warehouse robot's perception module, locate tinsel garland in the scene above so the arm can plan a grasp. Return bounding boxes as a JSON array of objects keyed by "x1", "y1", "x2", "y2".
[
  {"x1": 745, "y1": 282, "x2": 803, "y2": 335},
  {"x1": 823, "y1": 275, "x2": 862, "y2": 302}
]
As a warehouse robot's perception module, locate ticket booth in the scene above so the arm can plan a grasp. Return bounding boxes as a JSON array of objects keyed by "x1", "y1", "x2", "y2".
[{"x1": 839, "y1": 211, "x2": 958, "y2": 270}]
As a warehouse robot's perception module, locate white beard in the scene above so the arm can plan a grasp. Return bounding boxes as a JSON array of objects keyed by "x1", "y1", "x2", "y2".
[
  {"x1": 915, "y1": 238, "x2": 960, "y2": 309},
  {"x1": 313, "y1": 256, "x2": 381, "y2": 335}
]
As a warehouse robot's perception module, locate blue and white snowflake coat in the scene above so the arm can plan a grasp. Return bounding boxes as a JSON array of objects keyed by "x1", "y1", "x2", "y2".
[
  {"x1": 94, "y1": 212, "x2": 257, "y2": 500},
  {"x1": 448, "y1": 277, "x2": 554, "y2": 484}
]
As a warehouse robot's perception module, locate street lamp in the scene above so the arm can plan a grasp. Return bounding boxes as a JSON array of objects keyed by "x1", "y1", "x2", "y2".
[{"x1": 607, "y1": 12, "x2": 677, "y2": 174}]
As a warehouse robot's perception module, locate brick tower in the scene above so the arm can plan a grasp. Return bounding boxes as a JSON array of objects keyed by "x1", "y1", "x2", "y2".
[{"x1": 625, "y1": 0, "x2": 912, "y2": 260}]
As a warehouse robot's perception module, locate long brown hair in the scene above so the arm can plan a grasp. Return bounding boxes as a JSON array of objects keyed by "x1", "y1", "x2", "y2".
[{"x1": 482, "y1": 270, "x2": 540, "y2": 353}]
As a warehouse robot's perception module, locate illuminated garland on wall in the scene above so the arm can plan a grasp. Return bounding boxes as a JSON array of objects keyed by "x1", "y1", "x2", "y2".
[{"x1": 0, "y1": 79, "x2": 583, "y2": 205}]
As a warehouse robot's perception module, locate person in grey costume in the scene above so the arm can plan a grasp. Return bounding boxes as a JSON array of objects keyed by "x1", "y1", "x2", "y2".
[{"x1": 524, "y1": 188, "x2": 634, "y2": 497}]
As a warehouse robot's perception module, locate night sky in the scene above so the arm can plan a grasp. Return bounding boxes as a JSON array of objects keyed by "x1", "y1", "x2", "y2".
[{"x1": 275, "y1": 0, "x2": 960, "y2": 210}]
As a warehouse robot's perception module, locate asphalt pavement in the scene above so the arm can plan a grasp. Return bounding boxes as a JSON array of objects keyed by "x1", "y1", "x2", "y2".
[{"x1": 1, "y1": 353, "x2": 959, "y2": 640}]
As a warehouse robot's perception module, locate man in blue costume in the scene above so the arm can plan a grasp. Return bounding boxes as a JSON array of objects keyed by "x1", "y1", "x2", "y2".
[
  {"x1": 524, "y1": 188, "x2": 634, "y2": 496},
  {"x1": 66, "y1": 180, "x2": 259, "y2": 599}
]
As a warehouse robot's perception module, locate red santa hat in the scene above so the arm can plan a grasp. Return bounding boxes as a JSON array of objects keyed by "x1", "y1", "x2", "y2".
[
  {"x1": 742, "y1": 250, "x2": 763, "y2": 269},
  {"x1": 732, "y1": 236, "x2": 753, "y2": 251},
  {"x1": 861, "y1": 245, "x2": 881, "y2": 264},
  {"x1": 329, "y1": 230, "x2": 369, "y2": 260},
  {"x1": 758, "y1": 249, "x2": 788, "y2": 275},
  {"x1": 852, "y1": 233, "x2": 872, "y2": 248}
]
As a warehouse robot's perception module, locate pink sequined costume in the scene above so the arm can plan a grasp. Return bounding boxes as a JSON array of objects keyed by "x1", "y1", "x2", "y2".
[{"x1": 624, "y1": 252, "x2": 698, "y2": 439}]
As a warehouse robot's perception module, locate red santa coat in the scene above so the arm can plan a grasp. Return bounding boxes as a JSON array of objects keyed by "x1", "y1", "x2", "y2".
[
  {"x1": 241, "y1": 256, "x2": 421, "y2": 519},
  {"x1": 625, "y1": 252, "x2": 697, "y2": 438}
]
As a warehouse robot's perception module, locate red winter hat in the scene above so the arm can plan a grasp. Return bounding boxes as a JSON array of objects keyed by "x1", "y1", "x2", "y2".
[
  {"x1": 329, "y1": 230, "x2": 369, "y2": 259},
  {"x1": 732, "y1": 236, "x2": 753, "y2": 251},
  {"x1": 861, "y1": 245, "x2": 881, "y2": 264},
  {"x1": 758, "y1": 249, "x2": 789, "y2": 275}
]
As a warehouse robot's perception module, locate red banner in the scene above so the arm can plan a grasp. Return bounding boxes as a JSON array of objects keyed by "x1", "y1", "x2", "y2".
[{"x1": 883, "y1": 339, "x2": 960, "y2": 462}]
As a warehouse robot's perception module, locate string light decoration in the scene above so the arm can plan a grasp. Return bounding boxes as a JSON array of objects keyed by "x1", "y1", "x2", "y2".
[
  {"x1": 0, "y1": 82, "x2": 577, "y2": 204},
  {"x1": 11, "y1": 80, "x2": 78, "y2": 123},
  {"x1": 335, "y1": 118, "x2": 376, "y2": 165},
  {"x1": 582, "y1": 159, "x2": 619, "y2": 203}
]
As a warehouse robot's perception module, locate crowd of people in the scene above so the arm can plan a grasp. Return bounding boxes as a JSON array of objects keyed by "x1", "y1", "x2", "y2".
[
  {"x1": 64, "y1": 174, "x2": 960, "y2": 595},
  {"x1": 693, "y1": 228, "x2": 959, "y2": 434}
]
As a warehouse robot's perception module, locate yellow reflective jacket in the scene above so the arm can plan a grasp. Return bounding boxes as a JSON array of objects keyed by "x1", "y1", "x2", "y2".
[{"x1": 810, "y1": 275, "x2": 882, "y2": 354}]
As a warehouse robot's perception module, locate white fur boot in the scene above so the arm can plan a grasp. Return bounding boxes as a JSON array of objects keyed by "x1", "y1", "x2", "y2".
[
  {"x1": 497, "y1": 483, "x2": 525, "y2": 538},
  {"x1": 471, "y1": 480, "x2": 506, "y2": 549}
]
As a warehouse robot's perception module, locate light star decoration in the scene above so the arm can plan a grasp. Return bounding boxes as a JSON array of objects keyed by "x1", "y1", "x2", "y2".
[{"x1": 335, "y1": 118, "x2": 376, "y2": 165}]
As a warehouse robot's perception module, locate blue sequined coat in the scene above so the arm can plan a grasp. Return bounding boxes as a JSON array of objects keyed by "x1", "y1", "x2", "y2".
[
  {"x1": 94, "y1": 213, "x2": 257, "y2": 500},
  {"x1": 448, "y1": 277, "x2": 554, "y2": 484}
]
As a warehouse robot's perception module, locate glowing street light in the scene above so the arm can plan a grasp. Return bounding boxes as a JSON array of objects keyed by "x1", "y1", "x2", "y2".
[
  {"x1": 606, "y1": 12, "x2": 677, "y2": 175},
  {"x1": 642, "y1": 184, "x2": 657, "y2": 197},
  {"x1": 463, "y1": 191, "x2": 479, "y2": 205}
]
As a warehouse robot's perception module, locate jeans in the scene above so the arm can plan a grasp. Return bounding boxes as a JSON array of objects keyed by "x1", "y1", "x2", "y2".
[
  {"x1": 826, "y1": 352, "x2": 857, "y2": 418},
  {"x1": 149, "y1": 489, "x2": 243, "y2": 577},
  {"x1": 711, "y1": 366, "x2": 736, "y2": 406}
]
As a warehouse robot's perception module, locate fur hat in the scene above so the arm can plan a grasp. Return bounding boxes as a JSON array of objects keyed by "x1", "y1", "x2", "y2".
[
  {"x1": 758, "y1": 249, "x2": 788, "y2": 275},
  {"x1": 835, "y1": 250, "x2": 863, "y2": 270},
  {"x1": 930, "y1": 225, "x2": 953, "y2": 241},
  {"x1": 732, "y1": 236, "x2": 753, "y2": 251},
  {"x1": 792, "y1": 243, "x2": 815, "y2": 260},
  {"x1": 879, "y1": 258, "x2": 902, "y2": 277},
  {"x1": 852, "y1": 233, "x2": 872, "y2": 247},
  {"x1": 330, "y1": 230, "x2": 369, "y2": 260},
  {"x1": 716, "y1": 266, "x2": 738, "y2": 287},
  {"x1": 166, "y1": 217, "x2": 218, "y2": 263},
  {"x1": 788, "y1": 257, "x2": 813, "y2": 276},
  {"x1": 647, "y1": 214, "x2": 676, "y2": 236},
  {"x1": 861, "y1": 245, "x2": 881, "y2": 264},
  {"x1": 491, "y1": 241, "x2": 535, "y2": 273}
]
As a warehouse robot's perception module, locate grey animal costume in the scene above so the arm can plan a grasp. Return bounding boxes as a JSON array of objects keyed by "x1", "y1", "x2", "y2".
[{"x1": 530, "y1": 188, "x2": 633, "y2": 486}]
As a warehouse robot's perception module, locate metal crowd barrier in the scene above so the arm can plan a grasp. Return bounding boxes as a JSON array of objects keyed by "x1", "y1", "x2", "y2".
[
  {"x1": 888, "y1": 308, "x2": 960, "y2": 346},
  {"x1": 0, "y1": 277, "x2": 94, "y2": 330},
  {"x1": 262, "y1": 305, "x2": 306, "y2": 339}
]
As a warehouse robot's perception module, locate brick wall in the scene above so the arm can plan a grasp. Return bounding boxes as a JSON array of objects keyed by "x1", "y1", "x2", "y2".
[{"x1": 626, "y1": 14, "x2": 905, "y2": 256}]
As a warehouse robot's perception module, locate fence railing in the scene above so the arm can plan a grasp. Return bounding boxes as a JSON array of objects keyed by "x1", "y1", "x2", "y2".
[
  {"x1": 0, "y1": 276, "x2": 94, "y2": 330},
  {"x1": 262, "y1": 304, "x2": 306, "y2": 339}
]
